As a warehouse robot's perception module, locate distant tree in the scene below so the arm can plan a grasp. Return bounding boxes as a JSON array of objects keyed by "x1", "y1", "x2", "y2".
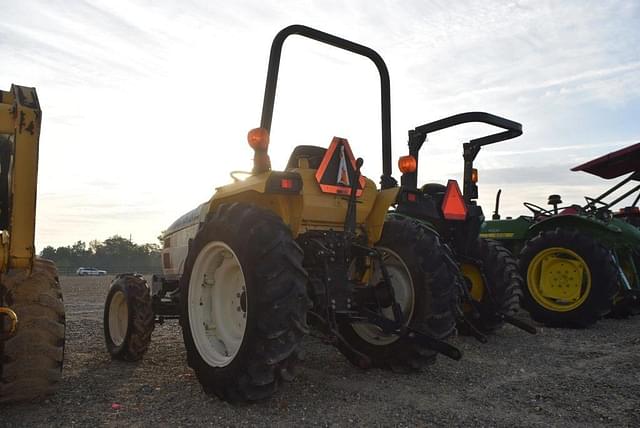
[
  {"x1": 71, "y1": 240, "x2": 87, "y2": 255},
  {"x1": 38, "y1": 235, "x2": 162, "y2": 275},
  {"x1": 89, "y1": 239, "x2": 102, "y2": 254},
  {"x1": 40, "y1": 246, "x2": 57, "y2": 260}
]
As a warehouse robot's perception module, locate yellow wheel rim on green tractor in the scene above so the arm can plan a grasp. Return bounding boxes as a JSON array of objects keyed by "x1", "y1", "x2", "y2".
[
  {"x1": 527, "y1": 247, "x2": 592, "y2": 312},
  {"x1": 461, "y1": 263, "x2": 485, "y2": 303}
]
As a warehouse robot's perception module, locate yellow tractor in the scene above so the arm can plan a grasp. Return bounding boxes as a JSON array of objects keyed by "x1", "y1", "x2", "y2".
[
  {"x1": 104, "y1": 25, "x2": 462, "y2": 402},
  {"x1": 0, "y1": 85, "x2": 65, "y2": 403}
]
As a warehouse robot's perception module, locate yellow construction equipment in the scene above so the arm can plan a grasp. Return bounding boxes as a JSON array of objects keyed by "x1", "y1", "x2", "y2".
[{"x1": 0, "y1": 85, "x2": 65, "y2": 403}]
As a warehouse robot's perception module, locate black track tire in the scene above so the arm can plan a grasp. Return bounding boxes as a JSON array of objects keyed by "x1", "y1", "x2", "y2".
[
  {"x1": 461, "y1": 238, "x2": 522, "y2": 333},
  {"x1": 104, "y1": 274, "x2": 154, "y2": 361},
  {"x1": 180, "y1": 203, "x2": 309, "y2": 402},
  {"x1": 519, "y1": 228, "x2": 617, "y2": 328},
  {"x1": 0, "y1": 258, "x2": 65, "y2": 403},
  {"x1": 337, "y1": 216, "x2": 459, "y2": 371}
]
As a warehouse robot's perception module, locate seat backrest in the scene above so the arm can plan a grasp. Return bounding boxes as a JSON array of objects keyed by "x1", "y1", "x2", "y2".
[
  {"x1": 421, "y1": 183, "x2": 446, "y2": 195},
  {"x1": 286, "y1": 145, "x2": 327, "y2": 170}
]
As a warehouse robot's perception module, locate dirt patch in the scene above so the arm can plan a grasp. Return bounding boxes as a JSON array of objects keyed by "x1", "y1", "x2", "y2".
[{"x1": 2, "y1": 275, "x2": 639, "y2": 426}]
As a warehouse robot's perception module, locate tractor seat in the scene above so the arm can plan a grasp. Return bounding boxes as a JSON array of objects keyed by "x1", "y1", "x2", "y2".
[
  {"x1": 421, "y1": 183, "x2": 446, "y2": 196},
  {"x1": 421, "y1": 183, "x2": 446, "y2": 204},
  {"x1": 286, "y1": 145, "x2": 327, "y2": 170},
  {"x1": 559, "y1": 205, "x2": 581, "y2": 216}
]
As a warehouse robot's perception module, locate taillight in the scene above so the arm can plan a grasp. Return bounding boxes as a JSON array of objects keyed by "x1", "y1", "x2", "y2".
[
  {"x1": 442, "y1": 180, "x2": 467, "y2": 220},
  {"x1": 265, "y1": 172, "x2": 303, "y2": 194},
  {"x1": 471, "y1": 168, "x2": 478, "y2": 183}
]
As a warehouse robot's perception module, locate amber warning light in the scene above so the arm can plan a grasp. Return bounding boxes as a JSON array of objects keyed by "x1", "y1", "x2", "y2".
[
  {"x1": 442, "y1": 180, "x2": 467, "y2": 220},
  {"x1": 248, "y1": 128, "x2": 271, "y2": 173},
  {"x1": 398, "y1": 155, "x2": 417, "y2": 173},
  {"x1": 248, "y1": 128, "x2": 269, "y2": 150}
]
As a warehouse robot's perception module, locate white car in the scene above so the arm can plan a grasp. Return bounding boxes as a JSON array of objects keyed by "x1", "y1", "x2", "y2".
[{"x1": 76, "y1": 267, "x2": 107, "y2": 276}]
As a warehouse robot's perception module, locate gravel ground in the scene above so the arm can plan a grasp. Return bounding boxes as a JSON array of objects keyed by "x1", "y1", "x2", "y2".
[{"x1": 2, "y1": 275, "x2": 640, "y2": 427}]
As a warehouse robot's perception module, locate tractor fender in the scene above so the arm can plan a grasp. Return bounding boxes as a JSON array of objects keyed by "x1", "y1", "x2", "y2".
[
  {"x1": 386, "y1": 212, "x2": 441, "y2": 238},
  {"x1": 365, "y1": 187, "x2": 401, "y2": 244},
  {"x1": 481, "y1": 216, "x2": 532, "y2": 241},
  {"x1": 208, "y1": 171, "x2": 304, "y2": 235},
  {"x1": 209, "y1": 192, "x2": 303, "y2": 236},
  {"x1": 527, "y1": 214, "x2": 626, "y2": 249}
]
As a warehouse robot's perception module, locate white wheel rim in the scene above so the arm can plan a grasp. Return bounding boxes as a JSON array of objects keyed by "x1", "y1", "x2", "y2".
[
  {"x1": 352, "y1": 247, "x2": 414, "y2": 345},
  {"x1": 109, "y1": 290, "x2": 129, "y2": 347},
  {"x1": 188, "y1": 241, "x2": 247, "y2": 367}
]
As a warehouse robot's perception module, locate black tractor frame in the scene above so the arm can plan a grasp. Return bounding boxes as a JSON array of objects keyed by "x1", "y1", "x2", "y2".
[{"x1": 394, "y1": 112, "x2": 535, "y2": 337}]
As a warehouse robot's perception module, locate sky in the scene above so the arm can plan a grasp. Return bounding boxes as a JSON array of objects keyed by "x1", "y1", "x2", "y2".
[{"x1": 1, "y1": 0, "x2": 639, "y2": 249}]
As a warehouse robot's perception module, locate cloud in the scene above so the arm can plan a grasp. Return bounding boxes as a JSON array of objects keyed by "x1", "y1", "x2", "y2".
[{"x1": 1, "y1": 0, "x2": 639, "y2": 248}]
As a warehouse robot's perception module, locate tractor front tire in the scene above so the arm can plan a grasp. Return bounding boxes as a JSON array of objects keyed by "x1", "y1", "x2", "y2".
[
  {"x1": 519, "y1": 228, "x2": 617, "y2": 327},
  {"x1": 338, "y1": 216, "x2": 459, "y2": 371},
  {"x1": 0, "y1": 258, "x2": 65, "y2": 403},
  {"x1": 104, "y1": 274, "x2": 154, "y2": 361},
  {"x1": 180, "y1": 203, "x2": 309, "y2": 402},
  {"x1": 460, "y1": 238, "x2": 522, "y2": 333}
]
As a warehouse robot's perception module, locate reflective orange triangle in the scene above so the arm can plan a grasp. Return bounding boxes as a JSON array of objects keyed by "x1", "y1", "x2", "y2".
[{"x1": 442, "y1": 179, "x2": 467, "y2": 220}]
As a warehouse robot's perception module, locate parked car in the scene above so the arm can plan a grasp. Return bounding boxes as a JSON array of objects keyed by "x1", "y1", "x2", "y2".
[{"x1": 76, "y1": 267, "x2": 107, "y2": 276}]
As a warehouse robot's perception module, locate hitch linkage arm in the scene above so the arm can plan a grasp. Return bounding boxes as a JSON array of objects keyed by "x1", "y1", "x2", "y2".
[{"x1": 361, "y1": 308, "x2": 462, "y2": 360}]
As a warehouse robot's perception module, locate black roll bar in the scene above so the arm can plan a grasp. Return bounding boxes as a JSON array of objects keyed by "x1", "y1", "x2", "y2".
[
  {"x1": 260, "y1": 25, "x2": 395, "y2": 188},
  {"x1": 410, "y1": 112, "x2": 522, "y2": 153},
  {"x1": 403, "y1": 112, "x2": 522, "y2": 200}
]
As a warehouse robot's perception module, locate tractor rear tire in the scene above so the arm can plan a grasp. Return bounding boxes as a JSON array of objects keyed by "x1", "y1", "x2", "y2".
[
  {"x1": 519, "y1": 228, "x2": 617, "y2": 327},
  {"x1": 338, "y1": 216, "x2": 459, "y2": 371},
  {"x1": 0, "y1": 258, "x2": 65, "y2": 403},
  {"x1": 104, "y1": 274, "x2": 154, "y2": 361},
  {"x1": 180, "y1": 203, "x2": 309, "y2": 402},
  {"x1": 460, "y1": 238, "x2": 522, "y2": 333}
]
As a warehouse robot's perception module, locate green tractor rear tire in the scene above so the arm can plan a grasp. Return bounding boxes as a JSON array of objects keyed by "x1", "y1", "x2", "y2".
[
  {"x1": 180, "y1": 203, "x2": 309, "y2": 402},
  {"x1": 460, "y1": 238, "x2": 522, "y2": 333},
  {"x1": 0, "y1": 258, "x2": 65, "y2": 403},
  {"x1": 338, "y1": 217, "x2": 458, "y2": 371},
  {"x1": 104, "y1": 274, "x2": 155, "y2": 361},
  {"x1": 519, "y1": 228, "x2": 617, "y2": 327}
]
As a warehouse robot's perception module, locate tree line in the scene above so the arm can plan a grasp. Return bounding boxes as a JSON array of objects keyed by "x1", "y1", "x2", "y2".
[{"x1": 39, "y1": 235, "x2": 162, "y2": 275}]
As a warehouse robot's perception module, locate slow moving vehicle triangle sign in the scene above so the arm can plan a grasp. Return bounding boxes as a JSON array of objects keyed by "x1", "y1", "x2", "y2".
[
  {"x1": 337, "y1": 145, "x2": 351, "y2": 186},
  {"x1": 315, "y1": 137, "x2": 365, "y2": 197}
]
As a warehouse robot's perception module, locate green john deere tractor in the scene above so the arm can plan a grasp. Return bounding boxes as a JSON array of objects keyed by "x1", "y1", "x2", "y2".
[
  {"x1": 103, "y1": 25, "x2": 463, "y2": 403},
  {"x1": 481, "y1": 142, "x2": 640, "y2": 327},
  {"x1": 392, "y1": 112, "x2": 535, "y2": 339}
]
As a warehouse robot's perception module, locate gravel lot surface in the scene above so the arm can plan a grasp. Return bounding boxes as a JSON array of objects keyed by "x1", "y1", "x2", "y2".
[{"x1": 2, "y1": 275, "x2": 639, "y2": 427}]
